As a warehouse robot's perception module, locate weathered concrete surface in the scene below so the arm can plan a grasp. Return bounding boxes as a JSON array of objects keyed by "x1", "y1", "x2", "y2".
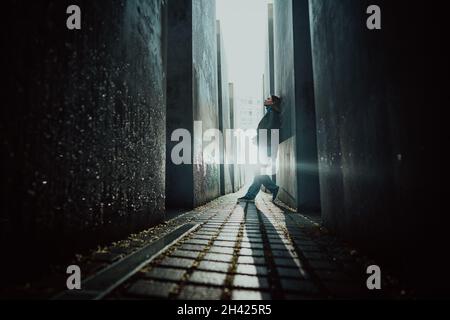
[
  {"x1": 274, "y1": 0, "x2": 295, "y2": 143},
  {"x1": 192, "y1": 0, "x2": 220, "y2": 206},
  {"x1": 2, "y1": 0, "x2": 167, "y2": 283},
  {"x1": 292, "y1": 0, "x2": 320, "y2": 211},
  {"x1": 166, "y1": 0, "x2": 194, "y2": 209},
  {"x1": 277, "y1": 138, "x2": 298, "y2": 207},
  {"x1": 217, "y1": 21, "x2": 234, "y2": 195},
  {"x1": 166, "y1": 0, "x2": 220, "y2": 208},
  {"x1": 273, "y1": 0, "x2": 320, "y2": 211},
  {"x1": 263, "y1": 3, "x2": 275, "y2": 100},
  {"x1": 309, "y1": 0, "x2": 443, "y2": 291},
  {"x1": 229, "y1": 83, "x2": 244, "y2": 193},
  {"x1": 273, "y1": 0, "x2": 296, "y2": 208}
]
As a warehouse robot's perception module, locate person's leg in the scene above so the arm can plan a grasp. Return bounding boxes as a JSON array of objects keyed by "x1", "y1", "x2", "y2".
[
  {"x1": 260, "y1": 175, "x2": 280, "y2": 201},
  {"x1": 240, "y1": 175, "x2": 264, "y2": 200}
]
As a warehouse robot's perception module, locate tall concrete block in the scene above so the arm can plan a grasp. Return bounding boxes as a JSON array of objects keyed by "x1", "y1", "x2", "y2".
[
  {"x1": 264, "y1": 3, "x2": 275, "y2": 99},
  {"x1": 273, "y1": 0, "x2": 320, "y2": 211},
  {"x1": 217, "y1": 21, "x2": 234, "y2": 195},
  {"x1": 166, "y1": 0, "x2": 194, "y2": 209},
  {"x1": 229, "y1": 83, "x2": 244, "y2": 193},
  {"x1": 2, "y1": 0, "x2": 167, "y2": 282},
  {"x1": 166, "y1": 0, "x2": 220, "y2": 208},
  {"x1": 309, "y1": 0, "x2": 443, "y2": 291}
]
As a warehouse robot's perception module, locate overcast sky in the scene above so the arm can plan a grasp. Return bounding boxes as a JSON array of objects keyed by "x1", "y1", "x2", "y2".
[{"x1": 216, "y1": 0, "x2": 269, "y2": 100}]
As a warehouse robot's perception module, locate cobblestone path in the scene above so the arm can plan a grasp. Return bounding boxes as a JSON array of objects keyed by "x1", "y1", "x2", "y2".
[{"x1": 91, "y1": 193, "x2": 384, "y2": 300}]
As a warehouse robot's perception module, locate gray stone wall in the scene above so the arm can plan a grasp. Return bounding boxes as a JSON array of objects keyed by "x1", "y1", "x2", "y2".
[
  {"x1": 166, "y1": 0, "x2": 220, "y2": 208},
  {"x1": 2, "y1": 0, "x2": 167, "y2": 281},
  {"x1": 309, "y1": 0, "x2": 441, "y2": 289},
  {"x1": 192, "y1": 0, "x2": 220, "y2": 206},
  {"x1": 217, "y1": 21, "x2": 234, "y2": 195},
  {"x1": 273, "y1": 0, "x2": 320, "y2": 210}
]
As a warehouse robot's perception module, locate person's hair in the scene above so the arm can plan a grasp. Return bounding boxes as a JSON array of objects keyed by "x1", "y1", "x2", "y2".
[{"x1": 271, "y1": 95, "x2": 281, "y2": 105}]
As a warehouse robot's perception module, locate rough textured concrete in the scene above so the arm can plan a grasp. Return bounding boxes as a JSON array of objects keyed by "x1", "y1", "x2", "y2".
[
  {"x1": 277, "y1": 138, "x2": 298, "y2": 207},
  {"x1": 264, "y1": 3, "x2": 275, "y2": 100},
  {"x1": 309, "y1": 0, "x2": 442, "y2": 291},
  {"x1": 273, "y1": 0, "x2": 295, "y2": 208},
  {"x1": 292, "y1": 0, "x2": 320, "y2": 211},
  {"x1": 166, "y1": 0, "x2": 194, "y2": 209},
  {"x1": 229, "y1": 83, "x2": 244, "y2": 193},
  {"x1": 217, "y1": 21, "x2": 234, "y2": 195},
  {"x1": 166, "y1": 0, "x2": 220, "y2": 209},
  {"x1": 192, "y1": 0, "x2": 220, "y2": 206},
  {"x1": 273, "y1": 0, "x2": 320, "y2": 211},
  {"x1": 2, "y1": 0, "x2": 167, "y2": 282},
  {"x1": 274, "y1": 0, "x2": 295, "y2": 142}
]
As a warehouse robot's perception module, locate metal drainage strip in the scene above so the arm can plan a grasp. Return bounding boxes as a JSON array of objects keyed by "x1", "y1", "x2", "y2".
[{"x1": 54, "y1": 223, "x2": 200, "y2": 300}]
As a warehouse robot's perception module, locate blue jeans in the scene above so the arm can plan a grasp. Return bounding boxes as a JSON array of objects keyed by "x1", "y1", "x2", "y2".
[{"x1": 244, "y1": 175, "x2": 279, "y2": 200}]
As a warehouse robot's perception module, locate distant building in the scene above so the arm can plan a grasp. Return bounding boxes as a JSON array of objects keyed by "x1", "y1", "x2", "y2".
[{"x1": 235, "y1": 96, "x2": 264, "y2": 130}]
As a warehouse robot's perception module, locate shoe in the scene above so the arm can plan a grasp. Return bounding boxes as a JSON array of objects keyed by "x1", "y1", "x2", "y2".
[
  {"x1": 237, "y1": 197, "x2": 255, "y2": 203},
  {"x1": 272, "y1": 187, "x2": 279, "y2": 202}
]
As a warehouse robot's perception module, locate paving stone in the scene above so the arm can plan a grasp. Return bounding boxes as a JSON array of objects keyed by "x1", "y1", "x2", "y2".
[
  {"x1": 218, "y1": 231, "x2": 239, "y2": 237},
  {"x1": 276, "y1": 267, "x2": 305, "y2": 279},
  {"x1": 267, "y1": 239, "x2": 289, "y2": 245},
  {"x1": 216, "y1": 235, "x2": 238, "y2": 240},
  {"x1": 185, "y1": 239, "x2": 210, "y2": 246},
  {"x1": 274, "y1": 257, "x2": 301, "y2": 268},
  {"x1": 244, "y1": 230, "x2": 262, "y2": 235},
  {"x1": 178, "y1": 244, "x2": 207, "y2": 252},
  {"x1": 280, "y1": 279, "x2": 319, "y2": 295},
  {"x1": 232, "y1": 275, "x2": 269, "y2": 289},
  {"x1": 196, "y1": 231, "x2": 216, "y2": 235},
  {"x1": 178, "y1": 285, "x2": 223, "y2": 300},
  {"x1": 170, "y1": 250, "x2": 201, "y2": 259},
  {"x1": 270, "y1": 244, "x2": 295, "y2": 251},
  {"x1": 204, "y1": 253, "x2": 234, "y2": 263},
  {"x1": 198, "y1": 261, "x2": 230, "y2": 273},
  {"x1": 222, "y1": 227, "x2": 240, "y2": 231},
  {"x1": 239, "y1": 248, "x2": 265, "y2": 257},
  {"x1": 238, "y1": 256, "x2": 266, "y2": 265},
  {"x1": 271, "y1": 250, "x2": 295, "y2": 258},
  {"x1": 240, "y1": 242, "x2": 264, "y2": 249},
  {"x1": 236, "y1": 264, "x2": 269, "y2": 276},
  {"x1": 144, "y1": 267, "x2": 186, "y2": 282},
  {"x1": 201, "y1": 227, "x2": 221, "y2": 232},
  {"x1": 266, "y1": 234, "x2": 285, "y2": 241},
  {"x1": 209, "y1": 246, "x2": 235, "y2": 255},
  {"x1": 244, "y1": 235, "x2": 263, "y2": 241},
  {"x1": 127, "y1": 280, "x2": 176, "y2": 299},
  {"x1": 189, "y1": 271, "x2": 227, "y2": 286},
  {"x1": 159, "y1": 257, "x2": 194, "y2": 269},
  {"x1": 232, "y1": 290, "x2": 271, "y2": 300},
  {"x1": 213, "y1": 240, "x2": 236, "y2": 248},
  {"x1": 192, "y1": 235, "x2": 215, "y2": 241}
]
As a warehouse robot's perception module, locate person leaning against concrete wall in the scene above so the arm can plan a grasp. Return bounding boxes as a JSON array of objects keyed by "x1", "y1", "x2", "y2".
[{"x1": 238, "y1": 95, "x2": 281, "y2": 203}]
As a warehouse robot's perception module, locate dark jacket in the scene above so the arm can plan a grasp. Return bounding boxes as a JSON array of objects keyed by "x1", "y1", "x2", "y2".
[{"x1": 257, "y1": 107, "x2": 281, "y2": 157}]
